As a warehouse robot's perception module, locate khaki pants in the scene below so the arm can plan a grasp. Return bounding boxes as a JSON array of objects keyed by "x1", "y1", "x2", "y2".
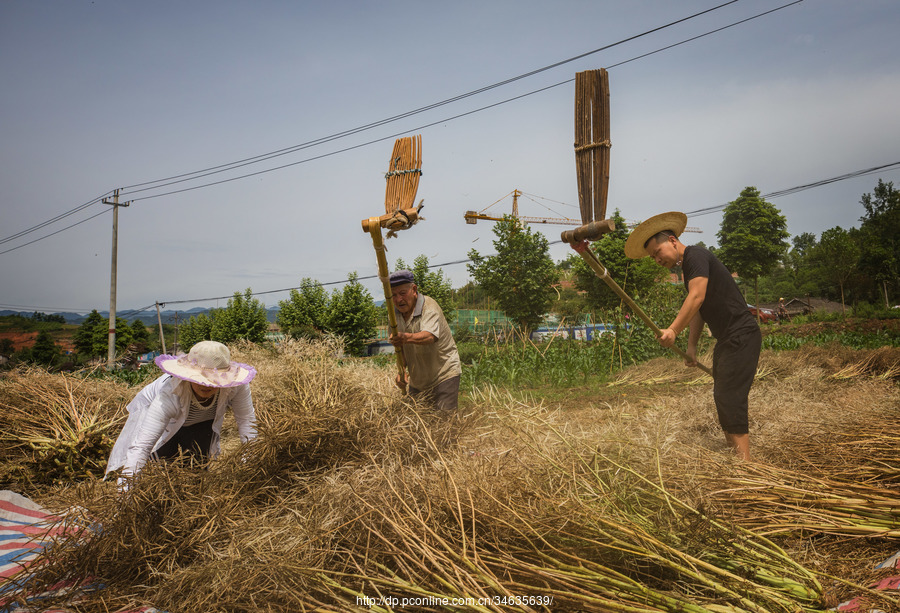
[{"x1": 410, "y1": 375, "x2": 460, "y2": 412}]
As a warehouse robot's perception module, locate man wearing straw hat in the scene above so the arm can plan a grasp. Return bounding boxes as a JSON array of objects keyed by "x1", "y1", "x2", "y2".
[
  {"x1": 106, "y1": 340, "x2": 258, "y2": 483},
  {"x1": 625, "y1": 212, "x2": 761, "y2": 461},
  {"x1": 389, "y1": 269, "x2": 461, "y2": 412}
]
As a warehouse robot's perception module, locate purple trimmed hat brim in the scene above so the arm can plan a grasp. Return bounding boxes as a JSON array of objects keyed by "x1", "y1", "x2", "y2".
[{"x1": 154, "y1": 354, "x2": 257, "y2": 388}]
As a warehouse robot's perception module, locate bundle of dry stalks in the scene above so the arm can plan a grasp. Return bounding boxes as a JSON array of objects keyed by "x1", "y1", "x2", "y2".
[
  {"x1": 7, "y1": 341, "x2": 900, "y2": 612},
  {"x1": 700, "y1": 457, "x2": 900, "y2": 538},
  {"x1": 0, "y1": 366, "x2": 134, "y2": 489}
]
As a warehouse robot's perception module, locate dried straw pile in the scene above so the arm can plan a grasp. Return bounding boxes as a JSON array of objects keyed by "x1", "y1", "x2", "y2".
[
  {"x1": 0, "y1": 367, "x2": 136, "y2": 489},
  {"x1": 5, "y1": 340, "x2": 900, "y2": 612}
]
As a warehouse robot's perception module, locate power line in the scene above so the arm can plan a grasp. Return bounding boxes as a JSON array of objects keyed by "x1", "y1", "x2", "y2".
[
  {"x1": 116, "y1": 1, "x2": 742, "y2": 197},
  {"x1": 8, "y1": 154, "x2": 893, "y2": 315},
  {"x1": 122, "y1": 1, "x2": 804, "y2": 206},
  {"x1": 0, "y1": 191, "x2": 112, "y2": 246},
  {"x1": 156, "y1": 159, "x2": 900, "y2": 309},
  {"x1": 685, "y1": 160, "x2": 900, "y2": 217},
  {"x1": 0, "y1": 208, "x2": 112, "y2": 256},
  {"x1": 0, "y1": 1, "x2": 781, "y2": 252},
  {"x1": 0, "y1": 302, "x2": 100, "y2": 313}
]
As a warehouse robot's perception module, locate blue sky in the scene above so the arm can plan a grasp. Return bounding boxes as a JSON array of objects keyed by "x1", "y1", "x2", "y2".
[{"x1": 2, "y1": 0, "x2": 898, "y2": 313}]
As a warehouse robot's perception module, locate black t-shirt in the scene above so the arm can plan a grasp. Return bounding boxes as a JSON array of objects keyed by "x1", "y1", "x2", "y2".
[{"x1": 681, "y1": 245, "x2": 758, "y2": 340}]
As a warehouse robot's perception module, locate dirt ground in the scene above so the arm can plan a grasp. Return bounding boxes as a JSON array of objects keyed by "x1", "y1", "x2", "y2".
[
  {"x1": 768, "y1": 317, "x2": 900, "y2": 337},
  {"x1": 0, "y1": 328, "x2": 76, "y2": 353}
]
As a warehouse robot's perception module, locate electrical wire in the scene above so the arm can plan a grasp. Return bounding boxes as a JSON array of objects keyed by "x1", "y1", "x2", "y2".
[
  {"x1": 0, "y1": 0, "x2": 779, "y2": 251},
  {"x1": 0, "y1": 208, "x2": 112, "y2": 256},
  {"x1": 124, "y1": 0, "x2": 805, "y2": 205},
  {"x1": 0, "y1": 191, "x2": 112, "y2": 246},
  {"x1": 116, "y1": 1, "x2": 742, "y2": 197},
  {"x1": 685, "y1": 160, "x2": 900, "y2": 217},
  {"x1": 156, "y1": 160, "x2": 900, "y2": 308}
]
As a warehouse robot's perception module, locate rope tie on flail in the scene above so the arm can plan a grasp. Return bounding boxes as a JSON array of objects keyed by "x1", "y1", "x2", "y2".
[
  {"x1": 574, "y1": 139, "x2": 611, "y2": 153},
  {"x1": 384, "y1": 168, "x2": 423, "y2": 178}
]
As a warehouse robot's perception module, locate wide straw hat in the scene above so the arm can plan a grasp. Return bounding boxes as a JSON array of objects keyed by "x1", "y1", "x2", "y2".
[
  {"x1": 155, "y1": 340, "x2": 256, "y2": 388},
  {"x1": 623, "y1": 211, "x2": 688, "y2": 259}
]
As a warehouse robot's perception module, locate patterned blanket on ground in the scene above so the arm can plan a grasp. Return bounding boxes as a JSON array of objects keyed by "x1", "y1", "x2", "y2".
[{"x1": 0, "y1": 490, "x2": 162, "y2": 613}]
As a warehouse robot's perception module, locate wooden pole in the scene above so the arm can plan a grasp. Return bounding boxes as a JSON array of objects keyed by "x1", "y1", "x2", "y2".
[
  {"x1": 363, "y1": 218, "x2": 407, "y2": 392},
  {"x1": 570, "y1": 240, "x2": 713, "y2": 377}
]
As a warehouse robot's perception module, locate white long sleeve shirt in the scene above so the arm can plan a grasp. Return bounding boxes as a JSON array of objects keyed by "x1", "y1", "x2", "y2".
[{"x1": 106, "y1": 374, "x2": 257, "y2": 478}]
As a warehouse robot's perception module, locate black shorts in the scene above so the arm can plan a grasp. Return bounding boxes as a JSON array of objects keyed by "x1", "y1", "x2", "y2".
[
  {"x1": 153, "y1": 420, "x2": 215, "y2": 462},
  {"x1": 712, "y1": 327, "x2": 762, "y2": 435}
]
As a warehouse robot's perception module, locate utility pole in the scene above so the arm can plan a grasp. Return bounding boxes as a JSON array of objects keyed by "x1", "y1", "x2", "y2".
[
  {"x1": 155, "y1": 302, "x2": 167, "y2": 355},
  {"x1": 172, "y1": 311, "x2": 180, "y2": 354},
  {"x1": 102, "y1": 189, "x2": 130, "y2": 370}
]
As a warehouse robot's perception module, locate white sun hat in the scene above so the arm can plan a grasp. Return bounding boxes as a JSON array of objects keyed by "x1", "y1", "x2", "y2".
[
  {"x1": 623, "y1": 211, "x2": 688, "y2": 259},
  {"x1": 154, "y1": 340, "x2": 256, "y2": 388}
]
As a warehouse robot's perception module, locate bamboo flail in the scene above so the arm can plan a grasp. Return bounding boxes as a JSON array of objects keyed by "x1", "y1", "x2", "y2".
[
  {"x1": 362, "y1": 135, "x2": 424, "y2": 394},
  {"x1": 575, "y1": 69, "x2": 610, "y2": 224},
  {"x1": 385, "y1": 135, "x2": 422, "y2": 214}
]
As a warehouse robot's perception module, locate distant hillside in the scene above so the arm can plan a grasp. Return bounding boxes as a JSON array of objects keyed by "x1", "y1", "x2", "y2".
[{"x1": 0, "y1": 307, "x2": 282, "y2": 326}]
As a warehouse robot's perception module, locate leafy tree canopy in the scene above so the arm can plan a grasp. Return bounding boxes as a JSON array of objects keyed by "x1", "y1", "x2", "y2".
[
  {"x1": 90, "y1": 316, "x2": 133, "y2": 357},
  {"x1": 810, "y1": 226, "x2": 861, "y2": 312},
  {"x1": 277, "y1": 278, "x2": 329, "y2": 340},
  {"x1": 326, "y1": 272, "x2": 377, "y2": 357},
  {"x1": 858, "y1": 179, "x2": 899, "y2": 304},
  {"x1": 467, "y1": 217, "x2": 557, "y2": 334},
  {"x1": 73, "y1": 310, "x2": 104, "y2": 356},
  {"x1": 31, "y1": 330, "x2": 61, "y2": 366},
  {"x1": 180, "y1": 289, "x2": 269, "y2": 350},
  {"x1": 716, "y1": 186, "x2": 789, "y2": 305}
]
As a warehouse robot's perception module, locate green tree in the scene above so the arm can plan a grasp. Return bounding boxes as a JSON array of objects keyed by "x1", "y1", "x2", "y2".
[
  {"x1": 326, "y1": 272, "x2": 377, "y2": 357},
  {"x1": 394, "y1": 255, "x2": 455, "y2": 321},
  {"x1": 31, "y1": 330, "x2": 60, "y2": 366},
  {"x1": 31, "y1": 311, "x2": 65, "y2": 324},
  {"x1": 716, "y1": 187, "x2": 789, "y2": 311},
  {"x1": 73, "y1": 310, "x2": 104, "y2": 356},
  {"x1": 179, "y1": 289, "x2": 269, "y2": 350},
  {"x1": 858, "y1": 179, "x2": 900, "y2": 307},
  {"x1": 569, "y1": 210, "x2": 669, "y2": 310},
  {"x1": 551, "y1": 285, "x2": 588, "y2": 324},
  {"x1": 277, "y1": 278, "x2": 329, "y2": 339},
  {"x1": 90, "y1": 317, "x2": 133, "y2": 357},
  {"x1": 179, "y1": 312, "x2": 213, "y2": 350},
  {"x1": 810, "y1": 227, "x2": 860, "y2": 314},
  {"x1": 452, "y1": 281, "x2": 488, "y2": 311},
  {"x1": 467, "y1": 217, "x2": 557, "y2": 335},
  {"x1": 211, "y1": 289, "x2": 269, "y2": 346},
  {"x1": 130, "y1": 319, "x2": 151, "y2": 351}
]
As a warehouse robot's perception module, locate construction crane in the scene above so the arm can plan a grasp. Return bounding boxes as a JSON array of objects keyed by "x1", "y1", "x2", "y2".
[
  {"x1": 464, "y1": 189, "x2": 581, "y2": 226},
  {"x1": 464, "y1": 189, "x2": 701, "y2": 232}
]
